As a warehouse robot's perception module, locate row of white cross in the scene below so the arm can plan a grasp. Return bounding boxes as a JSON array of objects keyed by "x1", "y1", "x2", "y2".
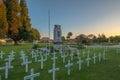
[{"x1": 0, "y1": 49, "x2": 107, "y2": 80}]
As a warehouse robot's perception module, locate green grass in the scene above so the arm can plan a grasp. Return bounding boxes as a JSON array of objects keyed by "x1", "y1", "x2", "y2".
[{"x1": 0, "y1": 44, "x2": 120, "y2": 80}]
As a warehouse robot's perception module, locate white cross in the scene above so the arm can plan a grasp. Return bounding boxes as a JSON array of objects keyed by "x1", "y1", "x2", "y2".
[
  {"x1": 70, "y1": 52, "x2": 74, "y2": 61},
  {"x1": 0, "y1": 51, "x2": 4, "y2": 59},
  {"x1": 93, "y1": 54, "x2": 97, "y2": 64},
  {"x1": 31, "y1": 51, "x2": 36, "y2": 58},
  {"x1": 21, "y1": 56, "x2": 32, "y2": 72},
  {"x1": 86, "y1": 54, "x2": 91, "y2": 67},
  {"x1": 0, "y1": 62, "x2": 13, "y2": 79},
  {"x1": 77, "y1": 50, "x2": 80, "y2": 59},
  {"x1": 65, "y1": 60, "x2": 73, "y2": 75},
  {"x1": 10, "y1": 50, "x2": 15, "y2": 57},
  {"x1": 48, "y1": 64, "x2": 60, "y2": 80},
  {"x1": 24, "y1": 68, "x2": 40, "y2": 80},
  {"x1": 61, "y1": 53, "x2": 67, "y2": 63},
  {"x1": 77, "y1": 57, "x2": 83, "y2": 71},
  {"x1": 82, "y1": 51, "x2": 85, "y2": 58},
  {"x1": 38, "y1": 56, "x2": 46, "y2": 69},
  {"x1": 103, "y1": 51, "x2": 107, "y2": 60},
  {"x1": 51, "y1": 52, "x2": 57, "y2": 64},
  {"x1": 20, "y1": 53, "x2": 26, "y2": 64},
  {"x1": 98, "y1": 53, "x2": 102, "y2": 62},
  {"x1": 5, "y1": 55, "x2": 14, "y2": 67}
]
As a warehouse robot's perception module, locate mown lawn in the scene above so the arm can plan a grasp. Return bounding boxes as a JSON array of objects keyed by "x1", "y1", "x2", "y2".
[{"x1": 0, "y1": 43, "x2": 120, "y2": 80}]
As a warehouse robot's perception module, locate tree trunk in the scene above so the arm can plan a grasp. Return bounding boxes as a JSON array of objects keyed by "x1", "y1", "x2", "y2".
[{"x1": 13, "y1": 39, "x2": 20, "y2": 45}]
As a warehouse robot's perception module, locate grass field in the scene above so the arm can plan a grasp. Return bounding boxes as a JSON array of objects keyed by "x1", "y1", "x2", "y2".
[{"x1": 0, "y1": 43, "x2": 120, "y2": 80}]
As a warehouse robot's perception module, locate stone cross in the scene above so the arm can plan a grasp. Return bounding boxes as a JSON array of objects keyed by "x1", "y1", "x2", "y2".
[
  {"x1": 24, "y1": 68, "x2": 40, "y2": 80},
  {"x1": 86, "y1": 54, "x2": 91, "y2": 67},
  {"x1": 0, "y1": 51, "x2": 4, "y2": 59},
  {"x1": 93, "y1": 53, "x2": 97, "y2": 64},
  {"x1": 65, "y1": 60, "x2": 73, "y2": 76},
  {"x1": 21, "y1": 56, "x2": 32, "y2": 72},
  {"x1": 0, "y1": 62, "x2": 13, "y2": 79},
  {"x1": 38, "y1": 56, "x2": 46, "y2": 69},
  {"x1": 77, "y1": 57, "x2": 83, "y2": 71},
  {"x1": 48, "y1": 64, "x2": 60, "y2": 80},
  {"x1": 51, "y1": 52, "x2": 57, "y2": 64},
  {"x1": 98, "y1": 53, "x2": 102, "y2": 62}
]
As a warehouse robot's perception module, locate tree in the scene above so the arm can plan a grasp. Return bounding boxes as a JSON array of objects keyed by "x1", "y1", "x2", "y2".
[
  {"x1": 75, "y1": 34, "x2": 88, "y2": 45},
  {"x1": 62, "y1": 36, "x2": 65, "y2": 42},
  {"x1": 0, "y1": 0, "x2": 8, "y2": 38},
  {"x1": 20, "y1": 0, "x2": 31, "y2": 32},
  {"x1": 67, "y1": 32, "x2": 73, "y2": 41},
  {"x1": 5, "y1": 0, "x2": 21, "y2": 45},
  {"x1": 30, "y1": 28, "x2": 40, "y2": 41}
]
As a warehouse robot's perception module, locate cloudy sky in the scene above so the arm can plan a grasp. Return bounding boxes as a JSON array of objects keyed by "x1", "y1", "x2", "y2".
[{"x1": 26, "y1": 0, "x2": 120, "y2": 38}]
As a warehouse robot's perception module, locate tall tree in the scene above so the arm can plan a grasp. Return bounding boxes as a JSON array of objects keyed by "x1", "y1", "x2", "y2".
[
  {"x1": 0, "y1": 0, "x2": 8, "y2": 38},
  {"x1": 5, "y1": 0, "x2": 21, "y2": 45},
  {"x1": 20, "y1": 0, "x2": 31, "y2": 32}
]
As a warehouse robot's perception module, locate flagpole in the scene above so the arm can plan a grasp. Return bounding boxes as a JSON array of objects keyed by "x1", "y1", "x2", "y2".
[{"x1": 48, "y1": 10, "x2": 50, "y2": 52}]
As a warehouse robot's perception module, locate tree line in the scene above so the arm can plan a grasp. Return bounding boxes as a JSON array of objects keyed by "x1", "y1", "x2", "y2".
[
  {"x1": 62, "y1": 32, "x2": 120, "y2": 45},
  {"x1": 0, "y1": 0, "x2": 40, "y2": 45}
]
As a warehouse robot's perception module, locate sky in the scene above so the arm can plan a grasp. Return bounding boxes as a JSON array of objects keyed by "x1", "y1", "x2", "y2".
[{"x1": 26, "y1": 0, "x2": 120, "y2": 38}]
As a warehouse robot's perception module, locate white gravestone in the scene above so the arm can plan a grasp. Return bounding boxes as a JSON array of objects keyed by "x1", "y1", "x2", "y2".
[
  {"x1": 48, "y1": 64, "x2": 60, "y2": 80},
  {"x1": 65, "y1": 60, "x2": 73, "y2": 76},
  {"x1": 86, "y1": 54, "x2": 91, "y2": 67},
  {"x1": 98, "y1": 53, "x2": 102, "y2": 62},
  {"x1": 77, "y1": 57, "x2": 83, "y2": 71},
  {"x1": 38, "y1": 56, "x2": 46, "y2": 69},
  {"x1": 21, "y1": 56, "x2": 32, "y2": 72},
  {"x1": 0, "y1": 62, "x2": 13, "y2": 79},
  {"x1": 24, "y1": 68, "x2": 40, "y2": 80},
  {"x1": 93, "y1": 54, "x2": 97, "y2": 64}
]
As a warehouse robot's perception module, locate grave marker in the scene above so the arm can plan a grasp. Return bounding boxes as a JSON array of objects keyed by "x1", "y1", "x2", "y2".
[
  {"x1": 0, "y1": 51, "x2": 4, "y2": 59},
  {"x1": 0, "y1": 62, "x2": 13, "y2": 79},
  {"x1": 93, "y1": 53, "x2": 97, "y2": 64},
  {"x1": 24, "y1": 68, "x2": 40, "y2": 80},
  {"x1": 21, "y1": 56, "x2": 32, "y2": 72},
  {"x1": 77, "y1": 57, "x2": 83, "y2": 71},
  {"x1": 86, "y1": 54, "x2": 91, "y2": 67},
  {"x1": 98, "y1": 53, "x2": 102, "y2": 62},
  {"x1": 65, "y1": 60, "x2": 73, "y2": 75},
  {"x1": 48, "y1": 64, "x2": 60, "y2": 80},
  {"x1": 38, "y1": 56, "x2": 46, "y2": 69}
]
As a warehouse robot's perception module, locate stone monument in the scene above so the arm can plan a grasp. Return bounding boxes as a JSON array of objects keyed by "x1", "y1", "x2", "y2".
[{"x1": 53, "y1": 25, "x2": 62, "y2": 50}]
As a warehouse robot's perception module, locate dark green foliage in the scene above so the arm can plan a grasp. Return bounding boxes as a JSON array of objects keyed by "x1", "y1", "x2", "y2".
[
  {"x1": 32, "y1": 44, "x2": 40, "y2": 49},
  {"x1": 30, "y1": 28, "x2": 40, "y2": 40}
]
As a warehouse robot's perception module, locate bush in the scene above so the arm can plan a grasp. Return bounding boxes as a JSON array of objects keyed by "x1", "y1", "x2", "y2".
[{"x1": 32, "y1": 44, "x2": 40, "y2": 49}]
